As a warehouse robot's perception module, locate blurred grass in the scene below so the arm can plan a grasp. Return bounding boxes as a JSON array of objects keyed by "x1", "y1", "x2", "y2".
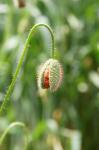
[{"x1": 0, "y1": 0, "x2": 99, "y2": 150}]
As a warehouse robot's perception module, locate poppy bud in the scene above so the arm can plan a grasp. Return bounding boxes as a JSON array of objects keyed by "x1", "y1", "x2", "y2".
[{"x1": 37, "y1": 59, "x2": 63, "y2": 92}]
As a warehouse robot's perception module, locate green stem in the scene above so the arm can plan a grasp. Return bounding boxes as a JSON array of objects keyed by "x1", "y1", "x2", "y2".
[
  {"x1": 0, "y1": 122, "x2": 28, "y2": 149},
  {"x1": 0, "y1": 23, "x2": 55, "y2": 115}
]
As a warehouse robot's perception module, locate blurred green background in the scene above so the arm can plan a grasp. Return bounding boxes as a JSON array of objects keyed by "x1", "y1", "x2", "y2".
[{"x1": 0, "y1": 0, "x2": 99, "y2": 150}]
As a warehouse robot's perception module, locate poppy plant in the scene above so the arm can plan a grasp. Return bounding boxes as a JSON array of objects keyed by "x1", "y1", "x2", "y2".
[{"x1": 0, "y1": 23, "x2": 63, "y2": 115}]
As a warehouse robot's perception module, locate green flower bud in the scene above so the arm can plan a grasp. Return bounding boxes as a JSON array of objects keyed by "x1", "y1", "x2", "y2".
[{"x1": 37, "y1": 59, "x2": 63, "y2": 92}]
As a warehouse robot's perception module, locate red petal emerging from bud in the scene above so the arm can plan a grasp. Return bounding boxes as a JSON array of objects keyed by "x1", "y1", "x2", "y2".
[
  {"x1": 37, "y1": 59, "x2": 63, "y2": 92},
  {"x1": 43, "y1": 67, "x2": 50, "y2": 88}
]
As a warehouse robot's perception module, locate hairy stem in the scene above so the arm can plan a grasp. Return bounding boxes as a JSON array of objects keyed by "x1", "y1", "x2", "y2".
[{"x1": 0, "y1": 23, "x2": 55, "y2": 115}]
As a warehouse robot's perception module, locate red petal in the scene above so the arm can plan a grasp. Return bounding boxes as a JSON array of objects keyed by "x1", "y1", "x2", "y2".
[{"x1": 43, "y1": 68, "x2": 50, "y2": 88}]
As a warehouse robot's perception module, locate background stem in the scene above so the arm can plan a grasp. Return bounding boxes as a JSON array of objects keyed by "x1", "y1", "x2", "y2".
[{"x1": 0, "y1": 122, "x2": 28, "y2": 149}]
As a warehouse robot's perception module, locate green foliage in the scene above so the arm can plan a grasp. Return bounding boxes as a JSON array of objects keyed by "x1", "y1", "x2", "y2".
[{"x1": 0, "y1": 0, "x2": 99, "y2": 149}]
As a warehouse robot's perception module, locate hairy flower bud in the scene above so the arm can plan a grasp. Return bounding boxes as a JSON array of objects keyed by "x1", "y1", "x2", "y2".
[{"x1": 37, "y1": 59, "x2": 63, "y2": 92}]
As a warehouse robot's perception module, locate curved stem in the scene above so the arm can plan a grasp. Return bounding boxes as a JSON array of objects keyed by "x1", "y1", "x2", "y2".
[
  {"x1": 0, "y1": 23, "x2": 55, "y2": 115},
  {"x1": 0, "y1": 122, "x2": 28, "y2": 148}
]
